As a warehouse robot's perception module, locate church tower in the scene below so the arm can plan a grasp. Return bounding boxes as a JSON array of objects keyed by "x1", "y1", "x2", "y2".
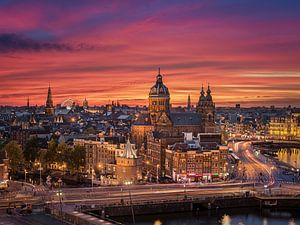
[
  {"x1": 45, "y1": 85, "x2": 55, "y2": 116},
  {"x1": 26, "y1": 96, "x2": 30, "y2": 108},
  {"x1": 197, "y1": 84, "x2": 215, "y2": 133},
  {"x1": 148, "y1": 68, "x2": 170, "y2": 124},
  {"x1": 187, "y1": 94, "x2": 191, "y2": 111},
  {"x1": 83, "y1": 97, "x2": 89, "y2": 109}
]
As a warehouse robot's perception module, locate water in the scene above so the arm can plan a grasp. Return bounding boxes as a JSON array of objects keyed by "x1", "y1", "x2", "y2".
[
  {"x1": 114, "y1": 208, "x2": 300, "y2": 225},
  {"x1": 276, "y1": 148, "x2": 300, "y2": 169}
]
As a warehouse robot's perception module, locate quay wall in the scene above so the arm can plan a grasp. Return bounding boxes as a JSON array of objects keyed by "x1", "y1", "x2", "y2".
[
  {"x1": 90, "y1": 196, "x2": 300, "y2": 217},
  {"x1": 91, "y1": 196, "x2": 259, "y2": 217}
]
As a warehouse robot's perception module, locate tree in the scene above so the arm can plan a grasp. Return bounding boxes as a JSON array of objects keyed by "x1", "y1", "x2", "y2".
[
  {"x1": 44, "y1": 139, "x2": 58, "y2": 165},
  {"x1": 0, "y1": 140, "x2": 8, "y2": 159},
  {"x1": 24, "y1": 137, "x2": 39, "y2": 166},
  {"x1": 57, "y1": 142, "x2": 69, "y2": 164},
  {"x1": 4, "y1": 141, "x2": 24, "y2": 173},
  {"x1": 70, "y1": 145, "x2": 86, "y2": 172}
]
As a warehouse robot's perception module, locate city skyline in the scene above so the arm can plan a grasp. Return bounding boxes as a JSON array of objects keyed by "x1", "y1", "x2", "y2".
[{"x1": 1, "y1": 1, "x2": 300, "y2": 107}]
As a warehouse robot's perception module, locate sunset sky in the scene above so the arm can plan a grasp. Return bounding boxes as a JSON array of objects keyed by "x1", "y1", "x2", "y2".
[{"x1": 0, "y1": 0, "x2": 300, "y2": 107}]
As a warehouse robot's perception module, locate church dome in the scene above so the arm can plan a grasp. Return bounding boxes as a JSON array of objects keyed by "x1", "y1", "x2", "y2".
[{"x1": 149, "y1": 74, "x2": 169, "y2": 96}]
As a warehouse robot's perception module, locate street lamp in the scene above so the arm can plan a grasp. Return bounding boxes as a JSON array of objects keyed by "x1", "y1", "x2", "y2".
[
  {"x1": 145, "y1": 160, "x2": 150, "y2": 181},
  {"x1": 156, "y1": 164, "x2": 160, "y2": 184},
  {"x1": 35, "y1": 162, "x2": 42, "y2": 185},
  {"x1": 98, "y1": 164, "x2": 103, "y2": 173},
  {"x1": 184, "y1": 179, "x2": 187, "y2": 199},
  {"x1": 24, "y1": 169, "x2": 27, "y2": 183},
  {"x1": 124, "y1": 181, "x2": 135, "y2": 225},
  {"x1": 57, "y1": 178, "x2": 63, "y2": 225},
  {"x1": 91, "y1": 169, "x2": 95, "y2": 191}
]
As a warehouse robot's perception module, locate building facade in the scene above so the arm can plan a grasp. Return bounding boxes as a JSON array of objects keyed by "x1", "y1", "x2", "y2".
[
  {"x1": 268, "y1": 112, "x2": 300, "y2": 141},
  {"x1": 74, "y1": 138, "x2": 133, "y2": 174},
  {"x1": 165, "y1": 134, "x2": 228, "y2": 182},
  {"x1": 0, "y1": 159, "x2": 9, "y2": 189}
]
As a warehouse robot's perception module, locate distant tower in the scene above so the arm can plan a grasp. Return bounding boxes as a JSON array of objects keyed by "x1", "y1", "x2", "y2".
[
  {"x1": 26, "y1": 97, "x2": 30, "y2": 108},
  {"x1": 83, "y1": 97, "x2": 89, "y2": 109},
  {"x1": 148, "y1": 68, "x2": 170, "y2": 124},
  {"x1": 45, "y1": 85, "x2": 55, "y2": 116},
  {"x1": 187, "y1": 94, "x2": 191, "y2": 111},
  {"x1": 197, "y1": 84, "x2": 215, "y2": 133}
]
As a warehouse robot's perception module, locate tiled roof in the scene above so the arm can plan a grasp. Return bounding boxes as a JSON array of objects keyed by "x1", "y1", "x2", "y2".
[{"x1": 170, "y1": 112, "x2": 202, "y2": 126}]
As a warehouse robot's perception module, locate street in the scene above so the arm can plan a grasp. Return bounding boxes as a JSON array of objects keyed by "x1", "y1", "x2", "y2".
[{"x1": 233, "y1": 141, "x2": 297, "y2": 186}]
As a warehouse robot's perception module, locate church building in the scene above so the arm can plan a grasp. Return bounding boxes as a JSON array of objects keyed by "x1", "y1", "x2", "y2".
[{"x1": 132, "y1": 69, "x2": 217, "y2": 149}]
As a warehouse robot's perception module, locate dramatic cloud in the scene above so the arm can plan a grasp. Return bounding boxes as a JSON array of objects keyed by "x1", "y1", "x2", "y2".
[
  {"x1": 0, "y1": 0, "x2": 300, "y2": 107},
  {"x1": 0, "y1": 33, "x2": 115, "y2": 53}
]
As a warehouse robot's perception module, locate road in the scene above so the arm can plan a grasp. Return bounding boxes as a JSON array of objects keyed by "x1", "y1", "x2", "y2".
[
  {"x1": 233, "y1": 141, "x2": 296, "y2": 186},
  {"x1": 53, "y1": 182, "x2": 256, "y2": 205}
]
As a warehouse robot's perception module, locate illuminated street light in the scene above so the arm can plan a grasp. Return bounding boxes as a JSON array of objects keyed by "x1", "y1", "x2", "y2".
[
  {"x1": 57, "y1": 178, "x2": 63, "y2": 225},
  {"x1": 24, "y1": 169, "x2": 27, "y2": 183},
  {"x1": 35, "y1": 162, "x2": 42, "y2": 185},
  {"x1": 91, "y1": 169, "x2": 95, "y2": 191},
  {"x1": 156, "y1": 164, "x2": 160, "y2": 184}
]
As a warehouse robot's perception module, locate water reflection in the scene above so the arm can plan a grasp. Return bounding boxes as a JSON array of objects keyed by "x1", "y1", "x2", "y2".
[
  {"x1": 221, "y1": 214, "x2": 245, "y2": 225},
  {"x1": 277, "y1": 148, "x2": 300, "y2": 168},
  {"x1": 118, "y1": 209, "x2": 299, "y2": 225},
  {"x1": 221, "y1": 214, "x2": 231, "y2": 225},
  {"x1": 153, "y1": 220, "x2": 162, "y2": 225}
]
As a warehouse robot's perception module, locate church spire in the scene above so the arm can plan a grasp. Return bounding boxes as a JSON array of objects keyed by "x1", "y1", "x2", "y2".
[
  {"x1": 27, "y1": 96, "x2": 30, "y2": 108},
  {"x1": 46, "y1": 84, "x2": 53, "y2": 107},
  {"x1": 187, "y1": 94, "x2": 191, "y2": 111},
  {"x1": 206, "y1": 83, "x2": 212, "y2": 102},
  {"x1": 201, "y1": 84, "x2": 205, "y2": 96},
  {"x1": 207, "y1": 83, "x2": 211, "y2": 95},
  {"x1": 45, "y1": 84, "x2": 55, "y2": 115}
]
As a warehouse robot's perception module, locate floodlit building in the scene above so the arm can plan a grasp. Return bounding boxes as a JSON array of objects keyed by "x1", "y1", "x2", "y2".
[
  {"x1": 268, "y1": 112, "x2": 300, "y2": 141},
  {"x1": 74, "y1": 138, "x2": 133, "y2": 174},
  {"x1": 116, "y1": 139, "x2": 142, "y2": 184},
  {"x1": 164, "y1": 133, "x2": 228, "y2": 182}
]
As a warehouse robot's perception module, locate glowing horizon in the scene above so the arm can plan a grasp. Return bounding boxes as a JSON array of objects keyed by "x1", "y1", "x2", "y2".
[{"x1": 1, "y1": 1, "x2": 300, "y2": 107}]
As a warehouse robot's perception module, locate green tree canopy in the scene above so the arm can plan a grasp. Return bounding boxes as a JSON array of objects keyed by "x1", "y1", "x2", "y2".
[
  {"x1": 57, "y1": 142, "x2": 69, "y2": 164},
  {"x1": 44, "y1": 139, "x2": 58, "y2": 164},
  {"x1": 24, "y1": 137, "x2": 40, "y2": 165},
  {"x1": 4, "y1": 141, "x2": 24, "y2": 173},
  {"x1": 70, "y1": 145, "x2": 86, "y2": 172}
]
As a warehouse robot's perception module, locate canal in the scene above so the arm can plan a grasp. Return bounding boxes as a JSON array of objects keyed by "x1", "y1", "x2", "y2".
[
  {"x1": 276, "y1": 148, "x2": 300, "y2": 169},
  {"x1": 114, "y1": 208, "x2": 300, "y2": 225}
]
